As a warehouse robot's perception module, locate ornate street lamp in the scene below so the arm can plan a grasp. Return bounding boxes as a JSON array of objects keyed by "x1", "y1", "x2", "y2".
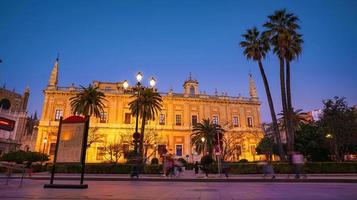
[{"x1": 130, "y1": 72, "x2": 156, "y2": 155}]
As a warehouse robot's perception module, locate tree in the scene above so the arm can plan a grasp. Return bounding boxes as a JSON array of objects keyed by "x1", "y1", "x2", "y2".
[
  {"x1": 256, "y1": 136, "x2": 274, "y2": 161},
  {"x1": 263, "y1": 9, "x2": 301, "y2": 152},
  {"x1": 142, "y1": 127, "x2": 163, "y2": 161},
  {"x1": 69, "y1": 84, "x2": 106, "y2": 184},
  {"x1": 191, "y1": 119, "x2": 225, "y2": 158},
  {"x1": 278, "y1": 108, "x2": 309, "y2": 132},
  {"x1": 295, "y1": 123, "x2": 330, "y2": 161},
  {"x1": 240, "y1": 27, "x2": 284, "y2": 160},
  {"x1": 128, "y1": 88, "x2": 163, "y2": 157},
  {"x1": 87, "y1": 127, "x2": 104, "y2": 148},
  {"x1": 318, "y1": 97, "x2": 357, "y2": 161},
  {"x1": 70, "y1": 85, "x2": 106, "y2": 118},
  {"x1": 103, "y1": 143, "x2": 123, "y2": 163},
  {"x1": 221, "y1": 132, "x2": 243, "y2": 161}
]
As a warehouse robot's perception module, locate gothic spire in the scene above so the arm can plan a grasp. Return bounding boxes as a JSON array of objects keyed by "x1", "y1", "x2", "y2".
[
  {"x1": 249, "y1": 73, "x2": 258, "y2": 100},
  {"x1": 48, "y1": 57, "x2": 59, "y2": 89}
]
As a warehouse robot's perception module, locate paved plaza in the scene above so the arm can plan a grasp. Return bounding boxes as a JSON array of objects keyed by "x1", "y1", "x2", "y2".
[{"x1": 0, "y1": 179, "x2": 356, "y2": 200}]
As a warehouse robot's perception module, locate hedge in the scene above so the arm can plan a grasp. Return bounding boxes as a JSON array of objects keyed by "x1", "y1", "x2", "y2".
[
  {"x1": 46, "y1": 163, "x2": 163, "y2": 174},
  {"x1": 206, "y1": 162, "x2": 357, "y2": 174}
]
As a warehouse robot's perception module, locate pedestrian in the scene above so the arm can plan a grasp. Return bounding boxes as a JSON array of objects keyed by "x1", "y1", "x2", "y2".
[
  {"x1": 292, "y1": 152, "x2": 305, "y2": 179},
  {"x1": 222, "y1": 161, "x2": 229, "y2": 178},
  {"x1": 194, "y1": 161, "x2": 199, "y2": 175},
  {"x1": 25, "y1": 161, "x2": 33, "y2": 177},
  {"x1": 259, "y1": 160, "x2": 275, "y2": 179}
]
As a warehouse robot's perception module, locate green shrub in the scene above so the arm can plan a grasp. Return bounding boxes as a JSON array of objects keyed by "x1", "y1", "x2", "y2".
[
  {"x1": 238, "y1": 159, "x2": 248, "y2": 163},
  {"x1": 201, "y1": 155, "x2": 214, "y2": 165},
  {"x1": 151, "y1": 158, "x2": 159, "y2": 165},
  {"x1": 0, "y1": 151, "x2": 49, "y2": 164}
]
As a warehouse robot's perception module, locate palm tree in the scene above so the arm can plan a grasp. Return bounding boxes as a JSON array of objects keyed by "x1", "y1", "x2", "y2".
[
  {"x1": 129, "y1": 88, "x2": 162, "y2": 157},
  {"x1": 240, "y1": 27, "x2": 285, "y2": 160},
  {"x1": 278, "y1": 108, "x2": 309, "y2": 132},
  {"x1": 191, "y1": 119, "x2": 225, "y2": 158},
  {"x1": 70, "y1": 85, "x2": 106, "y2": 118},
  {"x1": 69, "y1": 84, "x2": 106, "y2": 185},
  {"x1": 263, "y1": 9, "x2": 301, "y2": 152}
]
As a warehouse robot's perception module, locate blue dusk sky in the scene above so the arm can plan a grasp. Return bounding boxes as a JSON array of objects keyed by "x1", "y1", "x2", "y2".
[{"x1": 1, "y1": 0, "x2": 356, "y2": 122}]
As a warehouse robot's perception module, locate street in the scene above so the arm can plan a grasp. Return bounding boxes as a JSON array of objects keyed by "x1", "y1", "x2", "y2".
[{"x1": 0, "y1": 179, "x2": 356, "y2": 200}]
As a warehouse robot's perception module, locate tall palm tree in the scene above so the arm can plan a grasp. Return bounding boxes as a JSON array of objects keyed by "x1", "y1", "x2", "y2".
[
  {"x1": 240, "y1": 27, "x2": 285, "y2": 160},
  {"x1": 191, "y1": 119, "x2": 225, "y2": 158},
  {"x1": 129, "y1": 88, "x2": 162, "y2": 157},
  {"x1": 263, "y1": 9, "x2": 301, "y2": 152},
  {"x1": 70, "y1": 84, "x2": 106, "y2": 184},
  {"x1": 278, "y1": 108, "x2": 309, "y2": 132},
  {"x1": 70, "y1": 85, "x2": 106, "y2": 118}
]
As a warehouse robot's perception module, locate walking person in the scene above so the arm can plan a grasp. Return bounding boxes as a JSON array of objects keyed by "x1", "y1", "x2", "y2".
[
  {"x1": 194, "y1": 161, "x2": 199, "y2": 175},
  {"x1": 292, "y1": 152, "x2": 305, "y2": 179}
]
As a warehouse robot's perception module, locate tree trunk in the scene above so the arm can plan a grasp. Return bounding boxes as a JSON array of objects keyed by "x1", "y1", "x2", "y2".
[
  {"x1": 140, "y1": 111, "x2": 147, "y2": 158},
  {"x1": 279, "y1": 57, "x2": 292, "y2": 152},
  {"x1": 258, "y1": 60, "x2": 285, "y2": 160},
  {"x1": 285, "y1": 60, "x2": 295, "y2": 152}
]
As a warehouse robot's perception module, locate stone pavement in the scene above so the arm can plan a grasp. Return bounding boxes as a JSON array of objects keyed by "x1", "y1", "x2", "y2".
[
  {"x1": 0, "y1": 179, "x2": 356, "y2": 200},
  {"x1": 2, "y1": 171, "x2": 357, "y2": 183}
]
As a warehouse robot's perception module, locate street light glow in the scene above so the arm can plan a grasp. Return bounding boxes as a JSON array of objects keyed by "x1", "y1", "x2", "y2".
[
  {"x1": 123, "y1": 80, "x2": 129, "y2": 89},
  {"x1": 136, "y1": 72, "x2": 143, "y2": 82},
  {"x1": 149, "y1": 77, "x2": 156, "y2": 87},
  {"x1": 201, "y1": 137, "x2": 205, "y2": 142}
]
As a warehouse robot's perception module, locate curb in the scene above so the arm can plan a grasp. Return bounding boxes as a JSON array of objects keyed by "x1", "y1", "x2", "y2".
[{"x1": 2, "y1": 177, "x2": 357, "y2": 183}]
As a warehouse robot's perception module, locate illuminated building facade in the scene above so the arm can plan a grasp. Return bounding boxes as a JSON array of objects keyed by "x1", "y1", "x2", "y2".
[{"x1": 35, "y1": 59, "x2": 264, "y2": 162}]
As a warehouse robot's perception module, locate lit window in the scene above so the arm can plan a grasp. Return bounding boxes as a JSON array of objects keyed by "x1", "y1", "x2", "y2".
[
  {"x1": 96, "y1": 147, "x2": 106, "y2": 160},
  {"x1": 176, "y1": 144, "x2": 183, "y2": 156},
  {"x1": 124, "y1": 113, "x2": 131, "y2": 124},
  {"x1": 233, "y1": 116, "x2": 239, "y2": 127},
  {"x1": 55, "y1": 110, "x2": 63, "y2": 121},
  {"x1": 159, "y1": 114, "x2": 165, "y2": 125},
  {"x1": 49, "y1": 143, "x2": 56, "y2": 155},
  {"x1": 100, "y1": 112, "x2": 107, "y2": 123},
  {"x1": 192, "y1": 115, "x2": 198, "y2": 126},
  {"x1": 212, "y1": 116, "x2": 219, "y2": 125},
  {"x1": 176, "y1": 115, "x2": 182, "y2": 126},
  {"x1": 247, "y1": 116, "x2": 253, "y2": 127}
]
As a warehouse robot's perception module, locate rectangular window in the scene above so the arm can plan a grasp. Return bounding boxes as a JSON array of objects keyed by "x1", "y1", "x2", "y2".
[
  {"x1": 212, "y1": 115, "x2": 219, "y2": 125},
  {"x1": 250, "y1": 145, "x2": 256, "y2": 155},
  {"x1": 124, "y1": 113, "x2": 131, "y2": 124},
  {"x1": 233, "y1": 116, "x2": 239, "y2": 127},
  {"x1": 247, "y1": 116, "x2": 253, "y2": 127},
  {"x1": 176, "y1": 144, "x2": 183, "y2": 157},
  {"x1": 159, "y1": 114, "x2": 165, "y2": 125},
  {"x1": 49, "y1": 143, "x2": 56, "y2": 155},
  {"x1": 175, "y1": 115, "x2": 182, "y2": 126},
  {"x1": 96, "y1": 147, "x2": 106, "y2": 160},
  {"x1": 55, "y1": 109, "x2": 63, "y2": 121},
  {"x1": 100, "y1": 112, "x2": 107, "y2": 123},
  {"x1": 191, "y1": 115, "x2": 198, "y2": 126}
]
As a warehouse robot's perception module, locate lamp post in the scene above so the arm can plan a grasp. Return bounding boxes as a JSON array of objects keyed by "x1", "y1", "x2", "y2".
[
  {"x1": 126, "y1": 72, "x2": 156, "y2": 155},
  {"x1": 201, "y1": 137, "x2": 205, "y2": 155},
  {"x1": 41, "y1": 137, "x2": 48, "y2": 165}
]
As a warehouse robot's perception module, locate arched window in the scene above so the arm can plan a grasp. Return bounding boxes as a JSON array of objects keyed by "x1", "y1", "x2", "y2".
[
  {"x1": 0, "y1": 98, "x2": 11, "y2": 110},
  {"x1": 189, "y1": 86, "x2": 195, "y2": 95}
]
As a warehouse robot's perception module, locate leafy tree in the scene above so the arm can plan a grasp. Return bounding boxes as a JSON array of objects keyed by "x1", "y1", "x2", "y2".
[
  {"x1": 318, "y1": 97, "x2": 357, "y2": 161},
  {"x1": 278, "y1": 108, "x2": 309, "y2": 132},
  {"x1": 191, "y1": 119, "x2": 225, "y2": 158},
  {"x1": 295, "y1": 123, "x2": 330, "y2": 161},
  {"x1": 129, "y1": 88, "x2": 163, "y2": 157},
  {"x1": 263, "y1": 9, "x2": 302, "y2": 152},
  {"x1": 256, "y1": 136, "x2": 274, "y2": 161},
  {"x1": 240, "y1": 27, "x2": 284, "y2": 160}
]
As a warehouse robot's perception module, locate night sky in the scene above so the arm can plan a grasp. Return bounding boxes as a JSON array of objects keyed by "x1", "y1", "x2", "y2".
[{"x1": 1, "y1": 0, "x2": 356, "y2": 122}]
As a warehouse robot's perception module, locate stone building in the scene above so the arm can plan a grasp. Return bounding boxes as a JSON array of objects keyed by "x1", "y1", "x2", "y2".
[
  {"x1": 35, "y1": 59, "x2": 264, "y2": 162},
  {"x1": 0, "y1": 86, "x2": 30, "y2": 155}
]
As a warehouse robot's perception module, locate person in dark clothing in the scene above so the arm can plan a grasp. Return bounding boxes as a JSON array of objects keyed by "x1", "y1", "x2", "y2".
[
  {"x1": 194, "y1": 161, "x2": 199, "y2": 174},
  {"x1": 130, "y1": 164, "x2": 139, "y2": 178}
]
